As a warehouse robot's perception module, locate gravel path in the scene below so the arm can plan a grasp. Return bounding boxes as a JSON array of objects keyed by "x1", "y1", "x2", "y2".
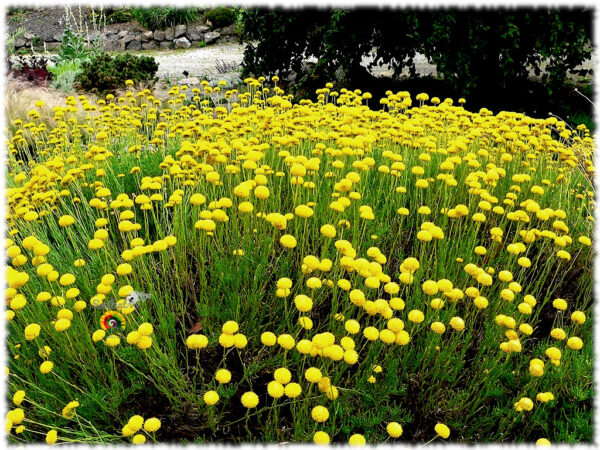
[
  {"x1": 134, "y1": 43, "x2": 247, "y2": 86},
  {"x1": 141, "y1": 42, "x2": 595, "y2": 87},
  {"x1": 142, "y1": 43, "x2": 440, "y2": 86}
]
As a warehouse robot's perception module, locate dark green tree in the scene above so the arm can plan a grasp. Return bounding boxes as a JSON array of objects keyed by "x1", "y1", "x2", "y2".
[{"x1": 240, "y1": 8, "x2": 593, "y2": 101}]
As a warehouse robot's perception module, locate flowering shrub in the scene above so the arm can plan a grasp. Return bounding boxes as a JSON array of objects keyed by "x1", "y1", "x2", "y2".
[{"x1": 5, "y1": 78, "x2": 594, "y2": 444}]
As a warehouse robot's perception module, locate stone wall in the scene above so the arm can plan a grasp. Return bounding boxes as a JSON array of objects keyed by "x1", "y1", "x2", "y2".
[{"x1": 10, "y1": 21, "x2": 239, "y2": 53}]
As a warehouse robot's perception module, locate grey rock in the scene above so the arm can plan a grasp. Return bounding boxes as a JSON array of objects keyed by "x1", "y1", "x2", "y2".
[
  {"x1": 174, "y1": 37, "x2": 191, "y2": 49},
  {"x1": 221, "y1": 35, "x2": 239, "y2": 44},
  {"x1": 45, "y1": 42, "x2": 61, "y2": 50},
  {"x1": 142, "y1": 41, "x2": 158, "y2": 50},
  {"x1": 103, "y1": 40, "x2": 117, "y2": 52},
  {"x1": 203, "y1": 31, "x2": 220, "y2": 44},
  {"x1": 174, "y1": 24, "x2": 187, "y2": 38},
  {"x1": 23, "y1": 31, "x2": 35, "y2": 40},
  {"x1": 123, "y1": 34, "x2": 135, "y2": 44},
  {"x1": 118, "y1": 30, "x2": 129, "y2": 38},
  {"x1": 127, "y1": 39, "x2": 141, "y2": 51},
  {"x1": 179, "y1": 77, "x2": 200, "y2": 85},
  {"x1": 220, "y1": 24, "x2": 237, "y2": 36},
  {"x1": 31, "y1": 27, "x2": 57, "y2": 42},
  {"x1": 186, "y1": 29, "x2": 203, "y2": 41},
  {"x1": 159, "y1": 41, "x2": 173, "y2": 49},
  {"x1": 153, "y1": 30, "x2": 165, "y2": 41},
  {"x1": 193, "y1": 25, "x2": 210, "y2": 33},
  {"x1": 14, "y1": 37, "x2": 26, "y2": 48},
  {"x1": 52, "y1": 32, "x2": 64, "y2": 42},
  {"x1": 141, "y1": 31, "x2": 153, "y2": 42},
  {"x1": 164, "y1": 27, "x2": 175, "y2": 41}
]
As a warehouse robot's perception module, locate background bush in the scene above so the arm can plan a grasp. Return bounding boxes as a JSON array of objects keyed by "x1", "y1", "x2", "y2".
[
  {"x1": 104, "y1": 7, "x2": 135, "y2": 24},
  {"x1": 133, "y1": 7, "x2": 199, "y2": 30},
  {"x1": 75, "y1": 53, "x2": 158, "y2": 95},
  {"x1": 240, "y1": 9, "x2": 593, "y2": 104},
  {"x1": 204, "y1": 7, "x2": 238, "y2": 28}
]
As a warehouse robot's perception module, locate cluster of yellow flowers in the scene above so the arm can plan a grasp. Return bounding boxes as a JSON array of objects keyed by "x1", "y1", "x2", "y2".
[{"x1": 4, "y1": 76, "x2": 593, "y2": 444}]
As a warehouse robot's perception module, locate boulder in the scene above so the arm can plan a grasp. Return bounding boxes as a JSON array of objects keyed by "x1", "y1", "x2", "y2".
[
  {"x1": 159, "y1": 41, "x2": 173, "y2": 49},
  {"x1": 127, "y1": 39, "x2": 141, "y2": 51},
  {"x1": 14, "y1": 37, "x2": 26, "y2": 48},
  {"x1": 52, "y1": 32, "x2": 64, "y2": 42},
  {"x1": 45, "y1": 42, "x2": 61, "y2": 50},
  {"x1": 142, "y1": 41, "x2": 158, "y2": 50},
  {"x1": 118, "y1": 30, "x2": 129, "y2": 38},
  {"x1": 141, "y1": 31, "x2": 153, "y2": 42},
  {"x1": 153, "y1": 30, "x2": 165, "y2": 41},
  {"x1": 219, "y1": 24, "x2": 237, "y2": 36},
  {"x1": 23, "y1": 31, "x2": 35, "y2": 40},
  {"x1": 174, "y1": 24, "x2": 187, "y2": 38},
  {"x1": 123, "y1": 34, "x2": 135, "y2": 44},
  {"x1": 186, "y1": 29, "x2": 203, "y2": 41},
  {"x1": 33, "y1": 27, "x2": 58, "y2": 42},
  {"x1": 103, "y1": 40, "x2": 118, "y2": 52},
  {"x1": 164, "y1": 27, "x2": 175, "y2": 41},
  {"x1": 203, "y1": 31, "x2": 220, "y2": 44},
  {"x1": 187, "y1": 24, "x2": 209, "y2": 41},
  {"x1": 174, "y1": 37, "x2": 191, "y2": 49}
]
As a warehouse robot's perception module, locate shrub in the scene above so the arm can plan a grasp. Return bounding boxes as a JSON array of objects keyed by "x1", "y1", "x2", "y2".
[
  {"x1": 48, "y1": 60, "x2": 83, "y2": 92},
  {"x1": 240, "y1": 8, "x2": 593, "y2": 99},
  {"x1": 133, "y1": 7, "x2": 199, "y2": 30},
  {"x1": 75, "y1": 53, "x2": 158, "y2": 95},
  {"x1": 58, "y1": 29, "x2": 100, "y2": 64},
  {"x1": 8, "y1": 55, "x2": 53, "y2": 85},
  {"x1": 204, "y1": 7, "x2": 238, "y2": 28},
  {"x1": 105, "y1": 7, "x2": 135, "y2": 24}
]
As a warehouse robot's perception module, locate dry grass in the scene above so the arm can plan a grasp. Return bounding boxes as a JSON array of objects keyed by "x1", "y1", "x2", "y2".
[
  {"x1": 5, "y1": 78, "x2": 68, "y2": 133},
  {"x1": 4, "y1": 77, "x2": 101, "y2": 138}
]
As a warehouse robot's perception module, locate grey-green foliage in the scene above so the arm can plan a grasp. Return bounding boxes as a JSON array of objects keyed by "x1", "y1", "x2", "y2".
[
  {"x1": 48, "y1": 60, "x2": 83, "y2": 92},
  {"x1": 58, "y1": 28, "x2": 100, "y2": 64}
]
